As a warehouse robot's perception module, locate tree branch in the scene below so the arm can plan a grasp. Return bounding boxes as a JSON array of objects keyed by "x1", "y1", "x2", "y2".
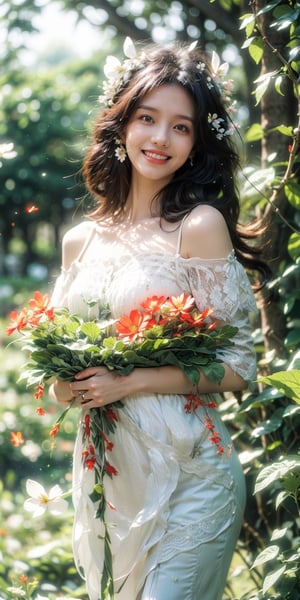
[
  {"x1": 61, "y1": 0, "x2": 150, "y2": 40},
  {"x1": 184, "y1": 0, "x2": 244, "y2": 43}
]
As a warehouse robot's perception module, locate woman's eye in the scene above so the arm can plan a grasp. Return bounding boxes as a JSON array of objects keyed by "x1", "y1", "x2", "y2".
[
  {"x1": 139, "y1": 114, "x2": 153, "y2": 123},
  {"x1": 174, "y1": 124, "x2": 189, "y2": 133}
]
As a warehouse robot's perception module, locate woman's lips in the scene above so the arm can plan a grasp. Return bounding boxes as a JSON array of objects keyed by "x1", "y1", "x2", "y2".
[{"x1": 142, "y1": 150, "x2": 170, "y2": 162}]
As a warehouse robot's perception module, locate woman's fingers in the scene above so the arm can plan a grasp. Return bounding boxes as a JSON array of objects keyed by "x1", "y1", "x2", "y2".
[{"x1": 74, "y1": 366, "x2": 107, "y2": 380}]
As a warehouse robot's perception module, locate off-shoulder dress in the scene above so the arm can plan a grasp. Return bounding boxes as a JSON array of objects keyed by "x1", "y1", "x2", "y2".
[{"x1": 51, "y1": 218, "x2": 257, "y2": 600}]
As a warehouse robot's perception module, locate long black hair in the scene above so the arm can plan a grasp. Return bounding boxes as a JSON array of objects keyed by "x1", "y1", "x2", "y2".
[{"x1": 83, "y1": 43, "x2": 270, "y2": 286}]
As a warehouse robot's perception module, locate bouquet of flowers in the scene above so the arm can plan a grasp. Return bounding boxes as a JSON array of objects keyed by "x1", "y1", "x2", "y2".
[{"x1": 7, "y1": 290, "x2": 237, "y2": 599}]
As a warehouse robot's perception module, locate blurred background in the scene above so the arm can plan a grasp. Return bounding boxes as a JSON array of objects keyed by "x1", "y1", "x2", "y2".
[{"x1": 1, "y1": 1, "x2": 299, "y2": 599}]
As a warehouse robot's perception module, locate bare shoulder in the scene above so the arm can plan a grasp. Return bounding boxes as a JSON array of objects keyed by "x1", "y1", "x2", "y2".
[
  {"x1": 62, "y1": 220, "x2": 94, "y2": 269},
  {"x1": 181, "y1": 205, "x2": 233, "y2": 259}
]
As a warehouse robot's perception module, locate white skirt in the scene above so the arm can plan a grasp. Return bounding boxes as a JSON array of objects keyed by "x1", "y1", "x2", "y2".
[{"x1": 72, "y1": 393, "x2": 246, "y2": 600}]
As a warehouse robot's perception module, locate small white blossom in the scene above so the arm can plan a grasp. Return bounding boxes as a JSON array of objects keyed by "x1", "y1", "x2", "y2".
[
  {"x1": 115, "y1": 146, "x2": 127, "y2": 162},
  {"x1": 0, "y1": 142, "x2": 17, "y2": 159},
  {"x1": 208, "y1": 113, "x2": 224, "y2": 130},
  {"x1": 24, "y1": 479, "x2": 68, "y2": 517},
  {"x1": 207, "y1": 112, "x2": 234, "y2": 140}
]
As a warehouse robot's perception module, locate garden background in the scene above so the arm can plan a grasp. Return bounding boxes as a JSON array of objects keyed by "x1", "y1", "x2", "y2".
[{"x1": 0, "y1": 1, "x2": 299, "y2": 599}]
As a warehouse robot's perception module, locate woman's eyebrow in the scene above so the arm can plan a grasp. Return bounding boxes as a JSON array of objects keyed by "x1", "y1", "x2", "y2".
[{"x1": 137, "y1": 104, "x2": 194, "y2": 122}]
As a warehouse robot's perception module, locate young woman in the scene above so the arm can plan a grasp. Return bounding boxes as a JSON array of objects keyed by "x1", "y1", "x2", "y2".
[{"x1": 50, "y1": 40, "x2": 269, "y2": 600}]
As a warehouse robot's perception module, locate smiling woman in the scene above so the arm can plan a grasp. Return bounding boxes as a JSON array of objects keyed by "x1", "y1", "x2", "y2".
[{"x1": 46, "y1": 37, "x2": 270, "y2": 600}]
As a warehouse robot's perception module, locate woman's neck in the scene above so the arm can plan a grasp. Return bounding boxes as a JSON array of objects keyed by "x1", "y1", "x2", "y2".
[{"x1": 125, "y1": 180, "x2": 162, "y2": 224}]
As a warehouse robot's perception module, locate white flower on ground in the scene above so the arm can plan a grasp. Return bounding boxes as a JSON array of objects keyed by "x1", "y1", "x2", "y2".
[
  {"x1": 24, "y1": 479, "x2": 68, "y2": 517},
  {"x1": 7, "y1": 588, "x2": 26, "y2": 597}
]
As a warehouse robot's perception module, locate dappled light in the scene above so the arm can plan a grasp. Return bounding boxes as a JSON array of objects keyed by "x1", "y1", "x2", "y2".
[{"x1": 1, "y1": 1, "x2": 300, "y2": 599}]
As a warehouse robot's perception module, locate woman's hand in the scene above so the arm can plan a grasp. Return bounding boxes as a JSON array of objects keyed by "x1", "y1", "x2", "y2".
[
  {"x1": 49, "y1": 380, "x2": 75, "y2": 405},
  {"x1": 70, "y1": 367, "x2": 128, "y2": 410}
]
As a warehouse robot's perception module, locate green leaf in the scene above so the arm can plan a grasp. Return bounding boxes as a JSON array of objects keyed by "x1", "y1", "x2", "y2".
[
  {"x1": 254, "y1": 75, "x2": 271, "y2": 104},
  {"x1": 245, "y1": 123, "x2": 264, "y2": 142},
  {"x1": 80, "y1": 321, "x2": 102, "y2": 342},
  {"x1": 201, "y1": 362, "x2": 225, "y2": 385},
  {"x1": 288, "y1": 232, "x2": 300, "y2": 261},
  {"x1": 271, "y1": 526, "x2": 288, "y2": 540},
  {"x1": 239, "y1": 13, "x2": 255, "y2": 30},
  {"x1": 258, "y1": 370, "x2": 300, "y2": 403},
  {"x1": 274, "y1": 125, "x2": 294, "y2": 136},
  {"x1": 256, "y1": 0, "x2": 282, "y2": 16},
  {"x1": 284, "y1": 181, "x2": 300, "y2": 209},
  {"x1": 252, "y1": 416, "x2": 283, "y2": 438},
  {"x1": 274, "y1": 75, "x2": 285, "y2": 96},
  {"x1": 252, "y1": 545, "x2": 280, "y2": 568},
  {"x1": 254, "y1": 458, "x2": 300, "y2": 493},
  {"x1": 249, "y1": 37, "x2": 264, "y2": 64},
  {"x1": 263, "y1": 566, "x2": 286, "y2": 594}
]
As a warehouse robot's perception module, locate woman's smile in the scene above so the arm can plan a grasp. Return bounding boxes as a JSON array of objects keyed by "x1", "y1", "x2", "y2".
[{"x1": 142, "y1": 149, "x2": 171, "y2": 163}]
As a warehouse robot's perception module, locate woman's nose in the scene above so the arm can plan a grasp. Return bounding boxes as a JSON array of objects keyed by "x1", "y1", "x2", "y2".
[{"x1": 151, "y1": 126, "x2": 169, "y2": 147}]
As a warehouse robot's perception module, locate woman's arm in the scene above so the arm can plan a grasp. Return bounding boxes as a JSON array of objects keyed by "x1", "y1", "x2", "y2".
[{"x1": 66, "y1": 362, "x2": 246, "y2": 410}]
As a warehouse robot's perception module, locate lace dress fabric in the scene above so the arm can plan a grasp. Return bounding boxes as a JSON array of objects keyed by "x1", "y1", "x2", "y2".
[{"x1": 51, "y1": 221, "x2": 257, "y2": 600}]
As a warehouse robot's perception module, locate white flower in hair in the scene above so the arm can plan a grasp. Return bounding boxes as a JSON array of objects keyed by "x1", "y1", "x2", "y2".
[
  {"x1": 211, "y1": 50, "x2": 229, "y2": 80},
  {"x1": 123, "y1": 36, "x2": 137, "y2": 59},
  {"x1": 99, "y1": 37, "x2": 140, "y2": 107},
  {"x1": 104, "y1": 55, "x2": 124, "y2": 81}
]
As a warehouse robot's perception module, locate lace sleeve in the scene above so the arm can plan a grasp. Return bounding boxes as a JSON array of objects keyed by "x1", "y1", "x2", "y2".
[{"x1": 176, "y1": 252, "x2": 258, "y2": 382}]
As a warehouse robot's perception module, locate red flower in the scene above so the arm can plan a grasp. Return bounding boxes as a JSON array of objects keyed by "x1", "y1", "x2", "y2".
[
  {"x1": 36, "y1": 407, "x2": 46, "y2": 416},
  {"x1": 84, "y1": 413, "x2": 91, "y2": 438},
  {"x1": 10, "y1": 431, "x2": 24, "y2": 446},
  {"x1": 49, "y1": 424, "x2": 60, "y2": 437},
  {"x1": 34, "y1": 384, "x2": 44, "y2": 400},
  {"x1": 180, "y1": 307, "x2": 213, "y2": 327},
  {"x1": 101, "y1": 431, "x2": 114, "y2": 451},
  {"x1": 184, "y1": 394, "x2": 204, "y2": 412},
  {"x1": 163, "y1": 293, "x2": 195, "y2": 317},
  {"x1": 85, "y1": 456, "x2": 96, "y2": 470},
  {"x1": 19, "y1": 574, "x2": 28, "y2": 584},
  {"x1": 106, "y1": 408, "x2": 118, "y2": 421},
  {"x1": 140, "y1": 295, "x2": 166, "y2": 315},
  {"x1": 28, "y1": 290, "x2": 54, "y2": 321},
  {"x1": 116, "y1": 309, "x2": 156, "y2": 340},
  {"x1": 204, "y1": 416, "x2": 214, "y2": 431},
  {"x1": 106, "y1": 462, "x2": 118, "y2": 476},
  {"x1": 82, "y1": 444, "x2": 96, "y2": 470},
  {"x1": 6, "y1": 309, "x2": 29, "y2": 335}
]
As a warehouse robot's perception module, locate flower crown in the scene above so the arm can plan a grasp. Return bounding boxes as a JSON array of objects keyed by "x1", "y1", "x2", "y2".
[
  {"x1": 99, "y1": 38, "x2": 236, "y2": 141},
  {"x1": 99, "y1": 37, "x2": 142, "y2": 107}
]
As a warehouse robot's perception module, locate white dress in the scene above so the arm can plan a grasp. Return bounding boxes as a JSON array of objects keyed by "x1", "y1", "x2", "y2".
[{"x1": 51, "y1": 219, "x2": 257, "y2": 600}]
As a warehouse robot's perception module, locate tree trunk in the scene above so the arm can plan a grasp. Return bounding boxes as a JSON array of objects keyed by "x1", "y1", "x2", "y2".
[{"x1": 254, "y1": 0, "x2": 295, "y2": 359}]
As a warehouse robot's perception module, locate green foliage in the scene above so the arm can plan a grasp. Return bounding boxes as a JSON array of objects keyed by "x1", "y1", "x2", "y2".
[{"x1": 1, "y1": 0, "x2": 300, "y2": 598}]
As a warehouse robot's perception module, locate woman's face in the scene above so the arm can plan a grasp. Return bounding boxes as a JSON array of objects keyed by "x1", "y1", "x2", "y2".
[{"x1": 124, "y1": 84, "x2": 195, "y2": 187}]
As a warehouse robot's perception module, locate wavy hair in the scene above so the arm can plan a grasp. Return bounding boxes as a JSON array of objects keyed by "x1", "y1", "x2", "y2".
[{"x1": 83, "y1": 43, "x2": 270, "y2": 286}]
